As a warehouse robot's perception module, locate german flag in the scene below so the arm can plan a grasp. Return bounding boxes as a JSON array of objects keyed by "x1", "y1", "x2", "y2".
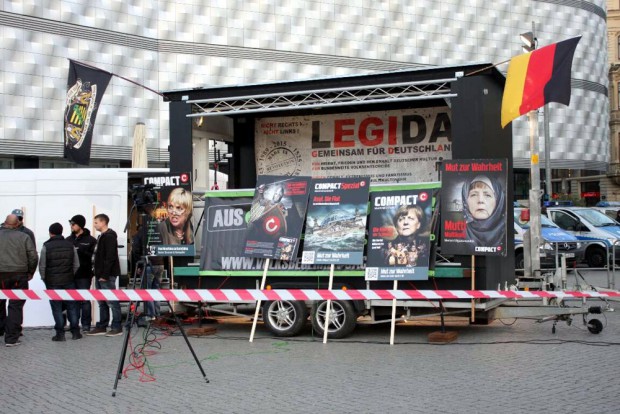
[{"x1": 501, "y1": 36, "x2": 581, "y2": 128}]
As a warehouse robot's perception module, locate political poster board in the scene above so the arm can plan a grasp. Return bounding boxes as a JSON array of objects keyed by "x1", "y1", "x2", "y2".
[
  {"x1": 243, "y1": 175, "x2": 311, "y2": 260},
  {"x1": 141, "y1": 172, "x2": 195, "y2": 256},
  {"x1": 365, "y1": 186, "x2": 434, "y2": 281},
  {"x1": 301, "y1": 177, "x2": 370, "y2": 265},
  {"x1": 440, "y1": 159, "x2": 508, "y2": 256}
]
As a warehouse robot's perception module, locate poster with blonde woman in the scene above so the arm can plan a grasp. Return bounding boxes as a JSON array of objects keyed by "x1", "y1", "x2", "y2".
[
  {"x1": 440, "y1": 159, "x2": 507, "y2": 256},
  {"x1": 141, "y1": 172, "x2": 195, "y2": 256}
]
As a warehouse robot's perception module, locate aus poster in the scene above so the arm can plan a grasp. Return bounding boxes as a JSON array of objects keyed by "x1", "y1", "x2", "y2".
[
  {"x1": 440, "y1": 159, "x2": 507, "y2": 256},
  {"x1": 365, "y1": 187, "x2": 434, "y2": 281},
  {"x1": 243, "y1": 175, "x2": 311, "y2": 260},
  {"x1": 139, "y1": 172, "x2": 195, "y2": 256},
  {"x1": 302, "y1": 177, "x2": 370, "y2": 265}
]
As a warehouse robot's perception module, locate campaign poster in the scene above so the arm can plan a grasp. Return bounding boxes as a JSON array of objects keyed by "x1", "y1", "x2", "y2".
[
  {"x1": 254, "y1": 108, "x2": 452, "y2": 184},
  {"x1": 140, "y1": 172, "x2": 195, "y2": 256},
  {"x1": 440, "y1": 159, "x2": 507, "y2": 256},
  {"x1": 302, "y1": 177, "x2": 371, "y2": 265},
  {"x1": 243, "y1": 175, "x2": 311, "y2": 259},
  {"x1": 365, "y1": 187, "x2": 433, "y2": 281}
]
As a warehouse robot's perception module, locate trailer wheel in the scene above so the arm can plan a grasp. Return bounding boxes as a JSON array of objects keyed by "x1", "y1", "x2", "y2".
[
  {"x1": 586, "y1": 246, "x2": 607, "y2": 268},
  {"x1": 262, "y1": 300, "x2": 308, "y2": 337},
  {"x1": 311, "y1": 300, "x2": 357, "y2": 339},
  {"x1": 587, "y1": 318, "x2": 603, "y2": 334},
  {"x1": 515, "y1": 251, "x2": 525, "y2": 274}
]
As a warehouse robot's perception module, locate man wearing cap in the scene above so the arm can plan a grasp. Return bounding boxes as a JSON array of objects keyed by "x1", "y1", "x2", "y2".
[
  {"x1": 66, "y1": 214, "x2": 97, "y2": 332},
  {"x1": 0, "y1": 214, "x2": 39, "y2": 347},
  {"x1": 39, "y1": 222, "x2": 81, "y2": 341},
  {"x1": 11, "y1": 208, "x2": 36, "y2": 246}
]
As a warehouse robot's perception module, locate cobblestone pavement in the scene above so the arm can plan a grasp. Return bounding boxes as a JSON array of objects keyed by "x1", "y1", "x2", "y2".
[{"x1": 1, "y1": 269, "x2": 620, "y2": 414}]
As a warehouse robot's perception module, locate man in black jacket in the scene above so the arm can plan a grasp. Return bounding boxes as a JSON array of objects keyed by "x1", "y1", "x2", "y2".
[
  {"x1": 40, "y1": 223, "x2": 80, "y2": 341},
  {"x1": 87, "y1": 213, "x2": 123, "y2": 337},
  {"x1": 66, "y1": 214, "x2": 97, "y2": 332}
]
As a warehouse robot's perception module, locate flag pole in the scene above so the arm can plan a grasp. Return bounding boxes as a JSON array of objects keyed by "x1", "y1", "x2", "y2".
[{"x1": 69, "y1": 59, "x2": 164, "y2": 97}]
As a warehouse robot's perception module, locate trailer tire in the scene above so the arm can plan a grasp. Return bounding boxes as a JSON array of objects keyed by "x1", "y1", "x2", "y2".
[
  {"x1": 311, "y1": 300, "x2": 357, "y2": 339},
  {"x1": 587, "y1": 318, "x2": 603, "y2": 334},
  {"x1": 586, "y1": 246, "x2": 607, "y2": 268},
  {"x1": 262, "y1": 300, "x2": 308, "y2": 337},
  {"x1": 515, "y1": 251, "x2": 525, "y2": 274}
]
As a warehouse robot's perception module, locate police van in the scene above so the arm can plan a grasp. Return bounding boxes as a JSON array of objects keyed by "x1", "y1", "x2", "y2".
[
  {"x1": 545, "y1": 207, "x2": 620, "y2": 267},
  {"x1": 514, "y1": 208, "x2": 584, "y2": 270}
]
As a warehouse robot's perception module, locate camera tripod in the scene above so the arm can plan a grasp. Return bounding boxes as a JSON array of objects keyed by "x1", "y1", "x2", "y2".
[
  {"x1": 112, "y1": 257, "x2": 209, "y2": 397},
  {"x1": 112, "y1": 212, "x2": 209, "y2": 396}
]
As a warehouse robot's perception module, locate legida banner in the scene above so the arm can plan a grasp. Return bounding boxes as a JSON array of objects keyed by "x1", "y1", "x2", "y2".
[
  {"x1": 64, "y1": 60, "x2": 112, "y2": 165},
  {"x1": 302, "y1": 177, "x2": 370, "y2": 265},
  {"x1": 139, "y1": 172, "x2": 195, "y2": 256},
  {"x1": 440, "y1": 159, "x2": 507, "y2": 256},
  {"x1": 243, "y1": 175, "x2": 311, "y2": 260},
  {"x1": 254, "y1": 108, "x2": 452, "y2": 184},
  {"x1": 365, "y1": 187, "x2": 434, "y2": 281}
]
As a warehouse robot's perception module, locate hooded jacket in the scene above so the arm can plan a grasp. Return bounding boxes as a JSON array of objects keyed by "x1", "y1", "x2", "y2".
[
  {"x1": 93, "y1": 228, "x2": 121, "y2": 280},
  {"x1": 67, "y1": 228, "x2": 97, "y2": 279}
]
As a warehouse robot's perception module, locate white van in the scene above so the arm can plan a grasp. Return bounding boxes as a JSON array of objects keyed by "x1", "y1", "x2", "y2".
[{"x1": 545, "y1": 207, "x2": 620, "y2": 267}]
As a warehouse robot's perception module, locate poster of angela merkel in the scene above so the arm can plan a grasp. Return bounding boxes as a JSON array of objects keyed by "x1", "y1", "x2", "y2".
[{"x1": 440, "y1": 159, "x2": 507, "y2": 256}]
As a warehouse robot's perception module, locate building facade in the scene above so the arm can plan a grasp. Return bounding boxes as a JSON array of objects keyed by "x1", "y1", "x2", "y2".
[{"x1": 0, "y1": 1, "x2": 610, "y2": 189}]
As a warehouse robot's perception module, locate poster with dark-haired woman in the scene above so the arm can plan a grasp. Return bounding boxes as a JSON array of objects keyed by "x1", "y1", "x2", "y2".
[
  {"x1": 365, "y1": 186, "x2": 434, "y2": 281},
  {"x1": 440, "y1": 159, "x2": 507, "y2": 256}
]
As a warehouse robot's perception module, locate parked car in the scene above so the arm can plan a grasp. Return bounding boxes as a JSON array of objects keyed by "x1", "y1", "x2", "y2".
[
  {"x1": 545, "y1": 207, "x2": 620, "y2": 268},
  {"x1": 592, "y1": 201, "x2": 620, "y2": 221},
  {"x1": 514, "y1": 208, "x2": 584, "y2": 270}
]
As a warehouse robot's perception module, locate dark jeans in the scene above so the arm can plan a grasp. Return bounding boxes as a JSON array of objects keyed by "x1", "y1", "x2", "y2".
[
  {"x1": 47, "y1": 281, "x2": 79, "y2": 335},
  {"x1": 0, "y1": 273, "x2": 29, "y2": 344},
  {"x1": 95, "y1": 277, "x2": 122, "y2": 330},
  {"x1": 144, "y1": 264, "x2": 162, "y2": 317},
  {"x1": 74, "y1": 278, "x2": 93, "y2": 329}
]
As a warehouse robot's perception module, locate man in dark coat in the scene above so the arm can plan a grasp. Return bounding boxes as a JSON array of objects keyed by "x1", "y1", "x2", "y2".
[
  {"x1": 40, "y1": 223, "x2": 80, "y2": 341},
  {"x1": 87, "y1": 213, "x2": 123, "y2": 337},
  {"x1": 66, "y1": 214, "x2": 97, "y2": 332},
  {"x1": 0, "y1": 214, "x2": 38, "y2": 347}
]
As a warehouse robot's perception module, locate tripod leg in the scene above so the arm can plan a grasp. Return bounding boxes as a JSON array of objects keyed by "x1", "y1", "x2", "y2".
[
  {"x1": 166, "y1": 301, "x2": 210, "y2": 383},
  {"x1": 112, "y1": 302, "x2": 137, "y2": 396}
]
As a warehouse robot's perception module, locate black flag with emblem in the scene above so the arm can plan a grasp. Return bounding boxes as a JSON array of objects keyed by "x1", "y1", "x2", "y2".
[{"x1": 63, "y1": 60, "x2": 112, "y2": 165}]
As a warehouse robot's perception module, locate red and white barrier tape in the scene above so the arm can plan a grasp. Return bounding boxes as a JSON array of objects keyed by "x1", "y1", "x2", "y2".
[{"x1": 1, "y1": 289, "x2": 619, "y2": 301}]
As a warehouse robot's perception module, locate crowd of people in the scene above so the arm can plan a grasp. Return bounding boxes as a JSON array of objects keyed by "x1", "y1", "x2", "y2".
[{"x1": 0, "y1": 209, "x2": 127, "y2": 347}]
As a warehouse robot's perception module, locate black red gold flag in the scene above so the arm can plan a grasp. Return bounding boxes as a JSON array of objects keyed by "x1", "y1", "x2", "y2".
[{"x1": 501, "y1": 36, "x2": 581, "y2": 128}]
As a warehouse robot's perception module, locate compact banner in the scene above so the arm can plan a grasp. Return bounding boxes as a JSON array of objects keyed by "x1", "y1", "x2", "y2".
[
  {"x1": 440, "y1": 159, "x2": 508, "y2": 256},
  {"x1": 302, "y1": 177, "x2": 370, "y2": 265},
  {"x1": 243, "y1": 175, "x2": 311, "y2": 260},
  {"x1": 64, "y1": 60, "x2": 112, "y2": 165},
  {"x1": 365, "y1": 186, "x2": 434, "y2": 281},
  {"x1": 141, "y1": 172, "x2": 195, "y2": 256}
]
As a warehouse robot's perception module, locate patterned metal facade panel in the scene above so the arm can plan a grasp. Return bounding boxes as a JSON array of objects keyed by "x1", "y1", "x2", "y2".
[{"x1": 0, "y1": 0, "x2": 610, "y2": 169}]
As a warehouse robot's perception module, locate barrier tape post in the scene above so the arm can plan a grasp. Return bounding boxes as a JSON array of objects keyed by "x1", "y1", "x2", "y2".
[
  {"x1": 322, "y1": 264, "x2": 335, "y2": 344},
  {"x1": 389, "y1": 280, "x2": 398, "y2": 346},
  {"x1": 249, "y1": 258, "x2": 269, "y2": 343}
]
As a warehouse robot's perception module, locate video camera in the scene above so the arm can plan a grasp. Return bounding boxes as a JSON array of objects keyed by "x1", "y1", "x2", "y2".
[{"x1": 130, "y1": 183, "x2": 157, "y2": 206}]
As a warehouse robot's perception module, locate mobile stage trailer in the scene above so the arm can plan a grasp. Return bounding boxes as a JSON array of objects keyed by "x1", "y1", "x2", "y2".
[{"x1": 157, "y1": 64, "x2": 608, "y2": 338}]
